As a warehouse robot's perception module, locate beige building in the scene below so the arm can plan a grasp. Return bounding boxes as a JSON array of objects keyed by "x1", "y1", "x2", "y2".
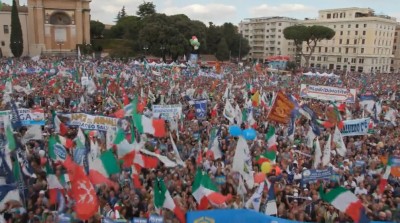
[
  {"x1": 0, "y1": 4, "x2": 29, "y2": 57},
  {"x1": 239, "y1": 17, "x2": 299, "y2": 62},
  {"x1": 0, "y1": 0, "x2": 91, "y2": 57},
  {"x1": 301, "y1": 7, "x2": 397, "y2": 73},
  {"x1": 391, "y1": 24, "x2": 400, "y2": 73}
]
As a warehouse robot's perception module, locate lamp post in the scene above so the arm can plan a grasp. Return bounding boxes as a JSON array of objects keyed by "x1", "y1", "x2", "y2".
[
  {"x1": 143, "y1": 46, "x2": 149, "y2": 57},
  {"x1": 57, "y1": 42, "x2": 64, "y2": 57},
  {"x1": 160, "y1": 45, "x2": 166, "y2": 62}
]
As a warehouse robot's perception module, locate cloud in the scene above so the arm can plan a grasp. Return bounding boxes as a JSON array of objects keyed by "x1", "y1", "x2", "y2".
[
  {"x1": 250, "y1": 3, "x2": 317, "y2": 19},
  {"x1": 163, "y1": 3, "x2": 237, "y2": 25}
]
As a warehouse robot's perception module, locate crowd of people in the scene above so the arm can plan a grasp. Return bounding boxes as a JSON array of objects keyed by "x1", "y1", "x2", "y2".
[{"x1": 0, "y1": 56, "x2": 399, "y2": 223}]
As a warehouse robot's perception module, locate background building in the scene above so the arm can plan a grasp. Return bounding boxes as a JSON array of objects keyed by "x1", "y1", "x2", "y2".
[
  {"x1": 301, "y1": 7, "x2": 397, "y2": 73},
  {"x1": 0, "y1": 0, "x2": 91, "y2": 57},
  {"x1": 239, "y1": 17, "x2": 299, "y2": 62},
  {"x1": 0, "y1": 2, "x2": 29, "y2": 57},
  {"x1": 391, "y1": 24, "x2": 400, "y2": 73}
]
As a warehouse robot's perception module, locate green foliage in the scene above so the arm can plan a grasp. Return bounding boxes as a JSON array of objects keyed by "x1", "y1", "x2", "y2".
[
  {"x1": 90, "y1": 20, "x2": 105, "y2": 39},
  {"x1": 283, "y1": 25, "x2": 335, "y2": 67},
  {"x1": 10, "y1": 0, "x2": 23, "y2": 57},
  {"x1": 120, "y1": 6, "x2": 127, "y2": 18},
  {"x1": 216, "y1": 38, "x2": 229, "y2": 61},
  {"x1": 97, "y1": 3, "x2": 250, "y2": 60},
  {"x1": 137, "y1": 1, "x2": 156, "y2": 18}
]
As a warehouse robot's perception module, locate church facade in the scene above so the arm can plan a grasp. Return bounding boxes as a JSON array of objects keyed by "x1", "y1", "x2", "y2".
[{"x1": 0, "y1": 0, "x2": 91, "y2": 57}]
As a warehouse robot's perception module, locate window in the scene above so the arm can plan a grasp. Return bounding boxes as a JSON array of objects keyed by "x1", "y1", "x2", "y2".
[
  {"x1": 346, "y1": 39, "x2": 350, "y2": 44},
  {"x1": 278, "y1": 23, "x2": 282, "y2": 26},
  {"x1": 278, "y1": 29, "x2": 281, "y2": 32},
  {"x1": 317, "y1": 57, "x2": 322, "y2": 61},
  {"x1": 348, "y1": 24, "x2": 351, "y2": 28},
  {"x1": 359, "y1": 58, "x2": 364, "y2": 64},
  {"x1": 364, "y1": 24, "x2": 367, "y2": 28},
  {"x1": 339, "y1": 39, "x2": 343, "y2": 44},
  {"x1": 327, "y1": 13, "x2": 331, "y2": 19},
  {"x1": 354, "y1": 39, "x2": 358, "y2": 44},
  {"x1": 336, "y1": 65, "x2": 341, "y2": 70},
  {"x1": 344, "y1": 58, "x2": 348, "y2": 62},
  {"x1": 3, "y1": 25, "x2": 9, "y2": 34},
  {"x1": 278, "y1": 42, "x2": 280, "y2": 45},
  {"x1": 345, "y1": 48, "x2": 349, "y2": 53},
  {"x1": 361, "y1": 48, "x2": 364, "y2": 53},
  {"x1": 362, "y1": 39, "x2": 365, "y2": 44},
  {"x1": 340, "y1": 31, "x2": 343, "y2": 35},
  {"x1": 347, "y1": 31, "x2": 350, "y2": 35},
  {"x1": 325, "y1": 47, "x2": 328, "y2": 52},
  {"x1": 332, "y1": 47, "x2": 335, "y2": 53},
  {"x1": 351, "y1": 58, "x2": 356, "y2": 63},
  {"x1": 355, "y1": 31, "x2": 358, "y2": 35},
  {"x1": 339, "y1": 47, "x2": 342, "y2": 53},
  {"x1": 396, "y1": 32, "x2": 398, "y2": 36},
  {"x1": 341, "y1": 25, "x2": 344, "y2": 28},
  {"x1": 311, "y1": 56, "x2": 315, "y2": 61},
  {"x1": 356, "y1": 24, "x2": 359, "y2": 28},
  {"x1": 324, "y1": 57, "x2": 328, "y2": 61},
  {"x1": 1, "y1": 41, "x2": 4, "y2": 46},
  {"x1": 337, "y1": 57, "x2": 342, "y2": 62},
  {"x1": 353, "y1": 48, "x2": 356, "y2": 53}
]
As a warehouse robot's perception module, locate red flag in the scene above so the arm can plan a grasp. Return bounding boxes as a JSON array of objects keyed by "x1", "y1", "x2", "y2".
[{"x1": 63, "y1": 157, "x2": 99, "y2": 220}]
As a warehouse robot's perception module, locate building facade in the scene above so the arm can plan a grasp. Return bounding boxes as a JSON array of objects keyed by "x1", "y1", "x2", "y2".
[
  {"x1": 0, "y1": 0, "x2": 91, "y2": 57},
  {"x1": 238, "y1": 17, "x2": 299, "y2": 62},
  {"x1": 391, "y1": 24, "x2": 400, "y2": 73},
  {"x1": 0, "y1": 4, "x2": 30, "y2": 57},
  {"x1": 301, "y1": 8, "x2": 397, "y2": 73}
]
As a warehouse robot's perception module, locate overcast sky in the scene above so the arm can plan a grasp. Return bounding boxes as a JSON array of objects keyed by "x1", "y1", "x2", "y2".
[{"x1": 5, "y1": 0, "x2": 400, "y2": 25}]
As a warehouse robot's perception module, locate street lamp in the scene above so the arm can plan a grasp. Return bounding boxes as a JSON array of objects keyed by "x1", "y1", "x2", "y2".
[
  {"x1": 143, "y1": 46, "x2": 149, "y2": 56},
  {"x1": 57, "y1": 42, "x2": 64, "y2": 56},
  {"x1": 160, "y1": 45, "x2": 166, "y2": 62}
]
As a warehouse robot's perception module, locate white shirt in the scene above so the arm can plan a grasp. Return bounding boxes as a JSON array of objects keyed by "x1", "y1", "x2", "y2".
[{"x1": 354, "y1": 187, "x2": 368, "y2": 195}]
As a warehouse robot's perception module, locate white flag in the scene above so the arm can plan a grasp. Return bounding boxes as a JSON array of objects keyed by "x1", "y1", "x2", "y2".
[
  {"x1": 232, "y1": 136, "x2": 254, "y2": 188},
  {"x1": 322, "y1": 135, "x2": 332, "y2": 166},
  {"x1": 313, "y1": 138, "x2": 322, "y2": 169},
  {"x1": 333, "y1": 126, "x2": 346, "y2": 157},
  {"x1": 245, "y1": 181, "x2": 265, "y2": 211}
]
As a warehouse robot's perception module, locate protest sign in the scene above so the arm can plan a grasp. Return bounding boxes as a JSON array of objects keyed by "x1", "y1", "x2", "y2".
[
  {"x1": 152, "y1": 104, "x2": 182, "y2": 121},
  {"x1": 341, "y1": 118, "x2": 370, "y2": 136},
  {"x1": 300, "y1": 84, "x2": 356, "y2": 103},
  {"x1": 302, "y1": 168, "x2": 333, "y2": 183}
]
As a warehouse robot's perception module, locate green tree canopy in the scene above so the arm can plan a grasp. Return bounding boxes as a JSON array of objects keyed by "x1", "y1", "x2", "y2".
[
  {"x1": 10, "y1": 0, "x2": 23, "y2": 57},
  {"x1": 283, "y1": 25, "x2": 335, "y2": 67},
  {"x1": 137, "y1": 1, "x2": 156, "y2": 18},
  {"x1": 216, "y1": 38, "x2": 229, "y2": 61},
  {"x1": 90, "y1": 20, "x2": 105, "y2": 39}
]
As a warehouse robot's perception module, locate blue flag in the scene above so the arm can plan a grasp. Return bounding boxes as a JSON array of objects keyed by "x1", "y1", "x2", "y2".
[
  {"x1": 0, "y1": 151, "x2": 14, "y2": 184},
  {"x1": 9, "y1": 100, "x2": 22, "y2": 130},
  {"x1": 194, "y1": 99, "x2": 208, "y2": 120},
  {"x1": 0, "y1": 184, "x2": 17, "y2": 202}
]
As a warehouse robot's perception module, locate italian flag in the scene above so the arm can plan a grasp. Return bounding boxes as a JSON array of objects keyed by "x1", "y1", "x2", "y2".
[
  {"x1": 88, "y1": 150, "x2": 120, "y2": 189},
  {"x1": 57, "y1": 135, "x2": 74, "y2": 150},
  {"x1": 52, "y1": 111, "x2": 68, "y2": 136},
  {"x1": 378, "y1": 159, "x2": 392, "y2": 194},
  {"x1": 45, "y1": 163, "x2": 64, "y2": 205},
  {"x1": 133, "y1": 113, "x2": 166, "y2": 138},
  {"x1": 192, "y1": 168, "x2": 231, "y2": 210},
  {"x1": 265, "y1": 125, "x2": 277, "y2": 151},
  {"x1": 114, "y1": 129, "x2": 158, "y2": 169},
  {"x1": 256, "y1": 151, "x2": 276, "y2": 165},
  {"x1": 320, "y1": 186, "x2": 368, "y2": 223},
  {"x1": 154, "y1": 179, "x2": 185, "y2": 223}
]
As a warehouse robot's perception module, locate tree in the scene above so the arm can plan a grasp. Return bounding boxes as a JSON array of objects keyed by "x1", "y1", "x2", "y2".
[
  {"x1": 216, "y1": 38, "x2": 229, "y2": 61},
  {"x1": 90, "y1": 20, "x2": 105, "y2": 39},
  {"x1": 120, "y1": 6, "x2": 127, "y2": 18},
  {"x1": 115, "y1": 11, "x2": 121, "y2": 22},
  {"x1": 10, "y1": 0, "x2": 23, "y2": 57},
  {"x1": 137, "y1": 1, "x2": 156, "y2": 18},
  {"x1": 283, "y1": 25, "x2": 335, "y2": 67}
]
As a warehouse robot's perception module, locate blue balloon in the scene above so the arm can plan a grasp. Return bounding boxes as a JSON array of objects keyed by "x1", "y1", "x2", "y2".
[
  {"x1": 243, "y1": 128, "x2": 257, "y2": 140},
  {"x1": 229, "y1": 125, "x2": 242, "y2": 136}
]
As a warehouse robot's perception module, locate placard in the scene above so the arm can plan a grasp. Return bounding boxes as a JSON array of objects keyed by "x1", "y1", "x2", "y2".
[
  {"x1": 152, "y1": 104, "x2": 182, "y2": 121},
  {"x1": 300, "y1": 84, "x2": 356, "y2": 103}
]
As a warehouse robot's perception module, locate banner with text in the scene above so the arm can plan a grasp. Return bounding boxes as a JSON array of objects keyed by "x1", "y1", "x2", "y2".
[
  {"x1": 194, "y1": 100, "x2": 208, "y2": 120},
  {"x1": 58, "y1": 113, "x2": 119, "y2": 131},
  {"x1": 341, "y1": 118, "x2": 370, "y2": 136},
  {"x1": 152, "y1": 104, "x2": 182, "y2": 121},
  {"x1": 302, "y1": 168, "x2": 334, "y2": 183},
  {"x1": 0, "y1": 108, "x2": 45, "y2": 126},
  {"x1": 300, "y1": 84, "x2": 356, "y2": 103}
]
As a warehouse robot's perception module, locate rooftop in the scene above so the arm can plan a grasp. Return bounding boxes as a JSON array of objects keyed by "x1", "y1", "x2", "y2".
[{"x1": 241, "y1": 16, "x2": 298, "y2": 23}]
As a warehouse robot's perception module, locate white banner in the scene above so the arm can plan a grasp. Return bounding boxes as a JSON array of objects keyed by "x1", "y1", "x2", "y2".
[
  {"x1": 0, "y1": 108, "x2": 45, "y2": 125},
  {"x1": 152, "y1": 104, "x2": 182, "y2": 121},
  {"x1": 300, "y1": 84, "x2": 356, "y2": 103},
  {"x1": 341, "y1": 118, "x2": 370, "y2": 136},
  {"x1": 58, "y1": 113, "x2": 119, "y2": 131}
]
